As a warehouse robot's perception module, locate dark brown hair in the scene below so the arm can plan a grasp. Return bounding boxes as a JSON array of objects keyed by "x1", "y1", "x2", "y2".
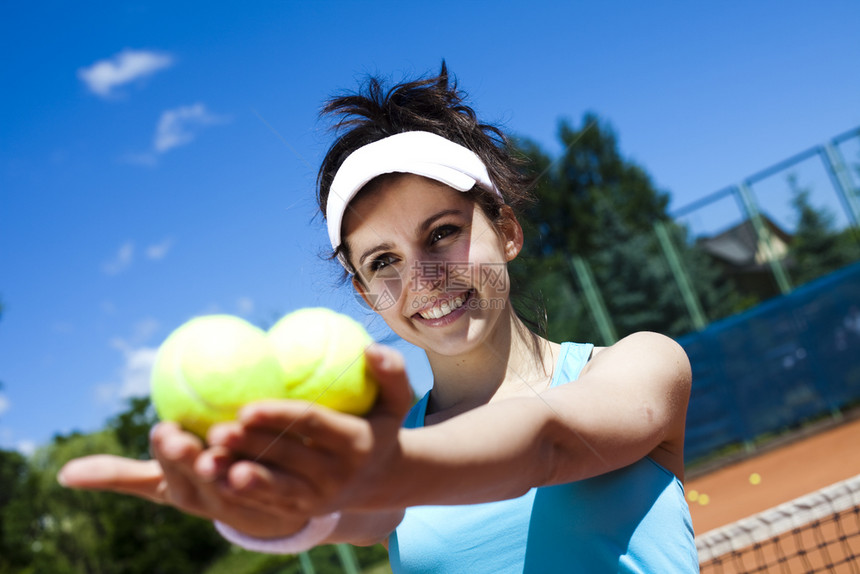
[
  {"x1": 316, "y1": 62, "x2": 536, "y2": 264},
  {"x1": 316, "y1": 63, "x2": 547, "y2": 341}
]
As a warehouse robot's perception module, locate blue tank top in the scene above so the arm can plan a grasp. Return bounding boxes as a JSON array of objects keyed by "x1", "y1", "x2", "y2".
[{"x1": 389, "y1": 342, "x2": 699, "y2": 573}]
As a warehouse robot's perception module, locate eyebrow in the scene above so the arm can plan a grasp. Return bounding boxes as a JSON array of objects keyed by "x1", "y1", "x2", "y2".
[
  {"x1": 356, "y1": 208, "x2": 465, "y2": 266},
  {"x1": 358, "y1": 242, "x2": 394, "y2": 266}
]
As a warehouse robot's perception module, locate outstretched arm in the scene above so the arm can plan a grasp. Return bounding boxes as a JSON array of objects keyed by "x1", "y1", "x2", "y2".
[
  {"x1": 382, "y1": 331, "x2": 691, "y2": 507},
  {"x1": 60, "y1": 333, "x2": 690, "y2": 547},
  {"x1": 210, "y1": 332, "x2": 690, "y2": 515}
]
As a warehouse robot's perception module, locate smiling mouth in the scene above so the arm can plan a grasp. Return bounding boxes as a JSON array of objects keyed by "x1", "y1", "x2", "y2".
[{"x1": 414, "y1": 290, "x2": 473, "y2": 320}]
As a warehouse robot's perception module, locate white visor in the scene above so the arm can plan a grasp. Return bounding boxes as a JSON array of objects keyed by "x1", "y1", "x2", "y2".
[{"x1": 326, "y1": 131, "x2": 501, "y2": 264}]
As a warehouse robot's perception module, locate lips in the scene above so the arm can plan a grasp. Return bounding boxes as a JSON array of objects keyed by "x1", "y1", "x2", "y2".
[{"x1": 413, "y1": 289, "x2": 473, "y2": 320}]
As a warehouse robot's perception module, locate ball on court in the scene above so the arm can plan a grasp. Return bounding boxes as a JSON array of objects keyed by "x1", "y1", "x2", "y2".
[
  {"x1": 268, "y1": 307, "x2": 377, "y2": 415},
  {"x1": 150, "y1": 315, "x2": 286, "y2": 438},
  {"x1": 749, "y1": 472, "x2": 762, "y2": 485},
  {"x1": 698, "y1": 494, "x2": 710, "y2": 506}
]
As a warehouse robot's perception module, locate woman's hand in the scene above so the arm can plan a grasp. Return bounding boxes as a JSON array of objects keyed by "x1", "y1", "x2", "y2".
[
  {"x1": 58, "y1": 421, "x2": 310, "y2": 538},
  {"x1": 57, "y1": 343, "x2": 412, "y2": 538},
  {"x1": 204, "y1": 343, "x2": 414, "y2": 515}
]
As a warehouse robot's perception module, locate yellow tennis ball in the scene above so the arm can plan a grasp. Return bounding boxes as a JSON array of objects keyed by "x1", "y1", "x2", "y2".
[
  {"x1": 267, "y1": 307, "x2": 378, "y2": 415},
  {"x1": 150, "y1": 315, "x2": 287, "y2": 437},
  {"x1": 749, "y1": 472, "x2": 762, "y2": 485}
]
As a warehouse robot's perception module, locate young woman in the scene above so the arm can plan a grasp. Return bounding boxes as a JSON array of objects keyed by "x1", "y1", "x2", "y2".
[{"x1": 60, "y1": 65, "x2": 699, "y2": 572}]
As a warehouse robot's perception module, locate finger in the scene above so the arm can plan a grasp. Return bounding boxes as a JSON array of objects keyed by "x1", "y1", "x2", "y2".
[
  {"x1": 237, "y1": 400, "x2": 368, "y2": 452},
  {"x1": 193, "y1": 444, "x2": 234, "y2": 482},
  {"x1": 150, "y1": 422, "x2": 208, "y2": 509},
  {"x1": 225, "y1": 459, "x2": 319, "y2": 513},
  {"x1": 208, "y1": 422, "x2": 337, "y2": 477},
  {"x1": 364, "y1": 343, "x2": 413, "y2": 418},
  {"x1": 58, "y1": 455, "x2": 164, "y2": 501}
]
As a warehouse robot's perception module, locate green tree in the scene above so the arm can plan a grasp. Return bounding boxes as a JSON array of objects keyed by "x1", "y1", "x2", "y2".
[
  {"x1": 0, "y1": 448, "x2": 36, "y2": 573},
  {"x1": 787, "y1": 176, "x2": 860, "y2": 285},
  {"x1": 512, "y1": 114, "x2": 740, "y2": 342},
  {"x1": 16, "y1": 399, "x2": 230, "y2": 574},
  {"x1": 14, "y1": 398, "x2": 389, "y2": 574}
]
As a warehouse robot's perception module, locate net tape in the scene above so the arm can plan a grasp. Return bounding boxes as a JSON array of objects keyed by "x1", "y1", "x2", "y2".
[{"x1": 697, "y1": 474, "x2": 860, "y2": 563}]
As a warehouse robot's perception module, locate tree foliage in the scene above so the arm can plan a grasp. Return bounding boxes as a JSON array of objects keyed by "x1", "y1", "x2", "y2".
[
  {"x1": 1, "y1": 399, "x2": 230, "y2": 574},
  {"x1": 787, "y1": 176, "x2": 860, "y2": 285},
  {"x1": 511, "y1": 114, "x2": 741, "y2": 343},
  {"x1": 0, "y1": 448, "x2": 34, "y2": 573},
  {"x1": 1, "y1": 397, "x2": 391, "y2": 573}
]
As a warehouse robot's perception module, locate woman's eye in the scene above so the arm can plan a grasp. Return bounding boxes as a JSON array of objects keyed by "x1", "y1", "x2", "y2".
[
  {"x1": 430, "y1": 225, "x2": 458, "y2": 244},
  {"x1": 369, "y1": 254, "x2": 396, "y2": 272}
]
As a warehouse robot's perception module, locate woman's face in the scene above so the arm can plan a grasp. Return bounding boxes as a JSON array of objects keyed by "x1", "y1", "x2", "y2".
[{"x1": 342, "y1": 174, "x2": 522, "y2": 357}]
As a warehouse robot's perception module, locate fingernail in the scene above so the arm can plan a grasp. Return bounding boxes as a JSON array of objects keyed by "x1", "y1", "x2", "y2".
[
  {"x1": 366, "y1": 343, "x2": 389, "y2": 367},
  {"x1": 197, "y1": 457, "x2": 216, "y2": 481},
  {"x1": 208, "y1": 425, "x2": 228, "y2": 445}
]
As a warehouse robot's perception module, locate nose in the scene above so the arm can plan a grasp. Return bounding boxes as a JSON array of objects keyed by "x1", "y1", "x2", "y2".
[
  {"x1": 408, "y1": 257, "x2": 448, "y2": 295},
  {"x1": 406, "y1": 255, "x2": 474, "y2": 313}
]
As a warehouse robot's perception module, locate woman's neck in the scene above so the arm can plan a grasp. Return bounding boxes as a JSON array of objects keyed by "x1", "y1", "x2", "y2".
[{"x1": 423, "y1": 311, "x2": 555, "y2": 419}]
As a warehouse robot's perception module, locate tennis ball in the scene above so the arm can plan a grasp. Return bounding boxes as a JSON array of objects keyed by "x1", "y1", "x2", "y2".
[
  {"x1": 268, "y1": 307, "x2": 377, "y2": 415},
  {"x1": 150, "y1": 315, "x2": 287, "y2": 438},
  {"x1": 749, "y1": 472, "x2": 762, "y2": 486},
  {"x1": 150, "y1": 309, "x2": 378, "y2": 438}
]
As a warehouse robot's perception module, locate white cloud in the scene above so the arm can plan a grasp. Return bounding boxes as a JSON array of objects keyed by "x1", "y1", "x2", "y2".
[
  {"x1": 154, "y1": 103, "x2": 223, "y2": 153},
  {"x1": 16, "y1": 440, "x2": 37, "y2": 457},
  {"x1": 97, "y1": 338, "x2": 159, "y2": 402},
  {"x1": 0, "y1": 394, "x2": 9, "y2": 415},
  {"x1": 237, "y1": 296, "x2": 255, "y2": 315},
  {"x1": 102, "y1": 242, "x2": 134, "y2": 275},
  {"x1": 124, "y1": 104, "x2": 228, "y2": 167},
  {"x1": 145, "y1": 238, "x2": 173, "y2": 260},
  {"x1": 101, "y1": 239, "x2": 173, "y2": 274},
  {"x1": 131, "y1": 318, "x2": 160, "y2": 344},
  {"x1": 78, "y1": 49, "x2": 173, "y2": 98}
]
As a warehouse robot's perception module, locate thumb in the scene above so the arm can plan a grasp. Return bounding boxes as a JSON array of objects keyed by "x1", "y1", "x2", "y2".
[{"x1": 365, "y1": 343, "x2": 413, "y2": 418}]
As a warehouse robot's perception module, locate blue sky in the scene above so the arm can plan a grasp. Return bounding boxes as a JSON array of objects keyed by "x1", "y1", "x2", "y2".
[{"x1": 2, "y1": 1, "x2": 859, "y2": 454}]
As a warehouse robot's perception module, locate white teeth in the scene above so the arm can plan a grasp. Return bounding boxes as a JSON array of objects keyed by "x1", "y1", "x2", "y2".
[{"x1": 419, "y1": 294, "x2": 466, "y2": 320}]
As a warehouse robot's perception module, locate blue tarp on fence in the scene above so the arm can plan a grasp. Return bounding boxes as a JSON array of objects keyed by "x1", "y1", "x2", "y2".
[{"x1": 680, "y1": 260, "x2": 860, "y2": 462}]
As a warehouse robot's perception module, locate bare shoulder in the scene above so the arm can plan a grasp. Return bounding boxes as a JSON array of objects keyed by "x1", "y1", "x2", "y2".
[
  {"x1": 585, "y1": 331, "x2": 691, "y2": 384},
  {"x1": 581, "y1": 332, "x2": 692, "y2": 432}
]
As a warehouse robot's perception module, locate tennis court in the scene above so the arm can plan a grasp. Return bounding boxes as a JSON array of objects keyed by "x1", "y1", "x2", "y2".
[{"x1": 687, "y1": 414, "x2": 860, "y2": 572}]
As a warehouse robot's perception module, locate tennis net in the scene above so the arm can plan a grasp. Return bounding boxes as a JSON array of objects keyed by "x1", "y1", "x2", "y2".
[{"x1": 697, "y1": 474, "x2": 860, "y2": 573}]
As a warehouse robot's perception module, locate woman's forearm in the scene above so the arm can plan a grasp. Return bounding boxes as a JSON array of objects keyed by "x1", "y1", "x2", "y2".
[{"x1": 369, "y1": 396, "x2": 559, "y2": 509}]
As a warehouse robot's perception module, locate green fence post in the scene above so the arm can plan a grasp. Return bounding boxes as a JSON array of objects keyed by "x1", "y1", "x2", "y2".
[
  {"x1": 335, "y1": 544, "x2": 361, "y2": 574},
  {"x1": 569, "y1": 255, "x2": 618, "y2": 345},
  {"x1": 654, "y1": 221, "x2": 708, "y2": 331},
  {"x1": 820, "y1": 143, "x2": 860, "y2": 229},
  {"x1": 298, "y1": 552, "x2": 316, "y2": 574},
  {"x1": 734, "y1": 183, "x2": 792, "y2": 295}
]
